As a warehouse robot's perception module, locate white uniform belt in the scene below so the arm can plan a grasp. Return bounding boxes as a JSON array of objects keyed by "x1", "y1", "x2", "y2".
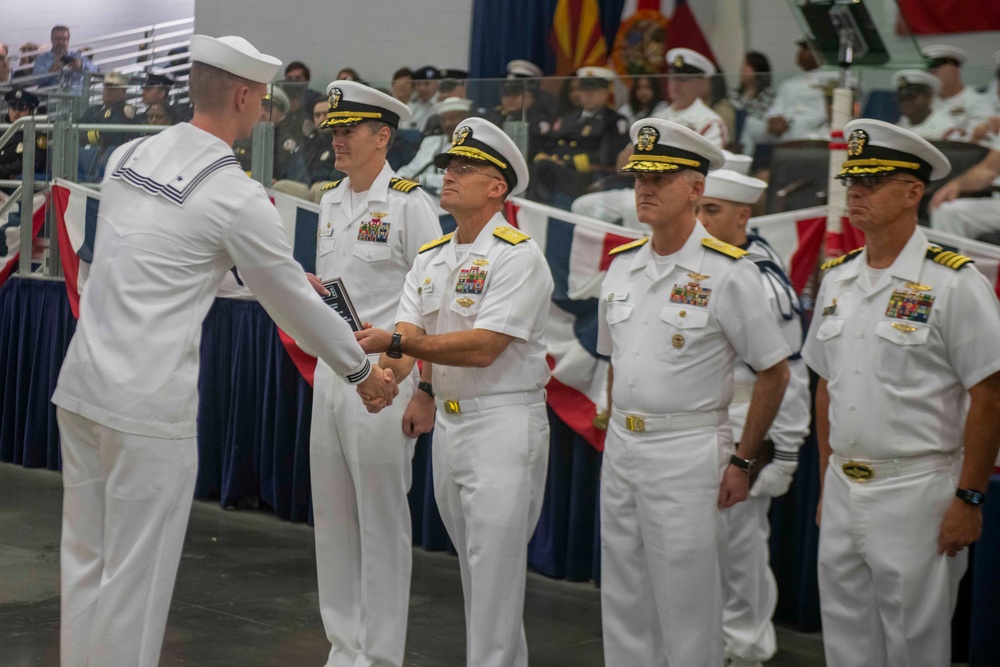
[
  {"x1": 731, "y1": 384, "x2": 754, "y2": 405},
  {"x1": 611, "y1": 406, "x2": 726, "y2": 433},
  {"x1": 832, "y1": 452, "x2": 955, "y2": 482},
  {"x1": 436, "y1": 390, "x2": 545, "y2": 415}
]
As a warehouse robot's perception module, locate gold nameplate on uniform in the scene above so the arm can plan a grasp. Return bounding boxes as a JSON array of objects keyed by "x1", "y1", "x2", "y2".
[
  {"x1": 842, "y1": 461, "x2": 874, "y2": 481},
  {"x1": 625, "y1": 415, "x2": 645, "y2": 432},
  {"x1": 456, "y1": 297, "x2": 475, "y2": 308},
  {"x1": 822, "y1": 298, "x2": 837, "y2": 317},
  {"x1": 672, "y1": 334, "x2": 685, "y2": 349}
]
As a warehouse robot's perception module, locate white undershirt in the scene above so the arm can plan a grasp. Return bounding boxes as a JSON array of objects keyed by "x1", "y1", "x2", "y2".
[
  {"x1": 349, "y1": 189, "x2": 369, "y2": 216},
  {"x1": 863, "y1": 265, "x2": 887, "y2": 291},
  {"x1": 653, "y1": 249, "x2": 680, "y2": 277}
]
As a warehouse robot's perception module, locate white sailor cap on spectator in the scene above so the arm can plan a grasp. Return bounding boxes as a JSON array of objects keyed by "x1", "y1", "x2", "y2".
[
  {"x1": 433, "y1": 97, "x2": 472, "y2": 116},
  {"x1": 922, "y1": 45, "x2": 967, "y2": 68},
  {"x1": 703, "y1": 169, "x2": 767, "y2": 205},
  {"x1": 621, "y1": 118, "x2": 725, "y2": 175},
  {"x1": 507, "y1": 59, "x2": 543, "y2": 78},
  {"x1": 892, "y1": 69, "x2": 941, "y2": 96},
  {"x1": 320, "y1": 80, "x2": 411, "y2": 129},
  {"x1": 839, "y1": 118, "x2": 951, "y2": 183},
  {"x1": 666, "y1": 48, "x2": 716, "y2": 76},
  {"x1": 721, "y1": 150, "x2": 753, "y2": 175},
  {"x1": 190, "y1": 35, "x2": 282, "y2": 84},
  {"x1": 576, "y1": 66, "x2": 616, "y2": 89},
  {"x1": 433, "y1": 117, "x2": 529, "y2": 195},
  {"x1": 264, "y1": 85, "x2": 290, "y2": 113}
]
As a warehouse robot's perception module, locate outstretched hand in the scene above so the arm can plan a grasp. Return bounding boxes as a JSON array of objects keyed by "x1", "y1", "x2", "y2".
[
  {"x1": 355, "y1": 327, "x2": 393, "y2": 355},
  {"x1": 356, "y1": 364, "x2": 398, "y2": 413}
]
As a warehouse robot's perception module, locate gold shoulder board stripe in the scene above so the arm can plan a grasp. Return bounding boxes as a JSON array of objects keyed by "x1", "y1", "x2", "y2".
[
  {"x1": 702, "y1": 236, "x2": 748, "y2": 260},
  {"x1": 820, "y1": 247, "x2": 863, "y2": 271},
  {"x1": 493, "y1": 226, "x2": 530, "y2": 245},
  {"x1": 320, "y1": 179, "x2": 344, "y2": 192},
  {"x1": 926, "y1": 245, "x2": 973, "y2": 270},
  {"x1": 389, "y1": 177, "x2": 421, "y2": 193},
  {"x1": 608, "y1": 237, "x2": 649, "y2": 256},
  {"x1": 419, "y1": 232, "x2": 454, "y2": 253}
]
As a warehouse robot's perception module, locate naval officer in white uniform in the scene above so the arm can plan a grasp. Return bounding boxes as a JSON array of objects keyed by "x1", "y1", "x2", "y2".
[{"x1": 51, "y1": 35, "x2": 397, "y2": 667}]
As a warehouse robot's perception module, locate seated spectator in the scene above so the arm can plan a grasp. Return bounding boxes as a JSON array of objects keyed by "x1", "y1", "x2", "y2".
[
  {"x1": 137, "y1": 71, "x2": 174, "y2": 124},
  {"x1": 336, "y1": 67, "x2": 361, "y2": 81},
  {"x1": 273, "y1": 97, "x2": 345, "y2": 202},
  {"x1": 397, "y1": 97, "x2": 472, "y2": 196},
  {"x1": 79, "y1": 71, "x2": 135, "y2": 155},
  {"x1": 923, "y1": 45, "x2": 993, "y2": 135},
  {"x1": 894, "y1": 70, "x2": 965, "y2": 142},
  {"x1": 618, "y1": 76, "x2": 668, "y2": 124},
  {"x1": 761, "y1": 40, "x2": 835, "y2": 144},
  {"x1": 0, "y1": 89, "x2": 47, "y2": 180},
  {"x1": 487, "y1": 78, "x2": 552, "y2": 157},
  {"x1": 13, "y1": 43, "x2": 40, "y2": 81},
  {"x1": 930, "y1": 135, "x2": 1000, "y2": 240},
  {"x1": 280, "y1": 60, "x2": 323, "y2": 139},
  {"x1": 143, "y1": 102, "x2": 175, "y2": 126},
  {"x1": 526, "y1": 66, "x2": 629, "y2": 208},
  {"x1": 234, "y1": 86, "x2": 297, "y2": 177},
  {"x1": 728, "y1": 51, "x2": 775, "y2": 155},
  {"x1": 423, "y1": 75, "x2": 468, "y2": 135},
  {"x1": 969, "y1": 54, "x2": 1000, "y2": 145},
  {"x1": 32, "y1": 25, "x2": 98, "y2": 92},
  {"x1": 403, "y1": 66, "x2": 440, "y2": 132},
  {"x1": 0, "y1": 44, "x2": 10, "y2": 85},
  {"x1": 507, "y1": 59, "x2": 557, "y2": 118},
  {"x1": 391, "y1": 67, "x2": 414, "y2": 104},
  {"x1": 556, "y1": 75, "x2": 582, "y2": 117},
  {"x1": 651, "y1": 48, "x2": 728, "y2": 149}
]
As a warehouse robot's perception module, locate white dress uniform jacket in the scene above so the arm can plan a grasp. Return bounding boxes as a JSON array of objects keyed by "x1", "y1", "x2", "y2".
[
  {"x1": 721, "y1": 235, "x2": 810, "y2": 665},
  {"x1": 653, "y1": 97, "x2": 728, "y2": 149},
  {"x1": 898, "y1": 106, "x2": 966, "y2": 142},
  {"x1": 764, "y1": 70, "x2": 835, "y2": 142},
  {"x1": 52, "y1": 122, "x2": 371, "y2": 667},
  {"x1": 311, "y1": 163, "x2": 441, "y2": 667},
  {"x1": 802, "y1": 227, "x2": 1000, "y2": 667},
  {"x1": 596, "y1": 222, "x2": 790, "y2": 667},
  {"x1": 395, "y1": 133, "x2": 450, "y2": 194},
  {"x1": 395, "y1": 214, "x2": 554, "y2": 667},
  {"x1": 930, "y1": 133, "x2": 1000, "y2": 239},
  {"x1": 935, "y1": 86, "x2": 994, "y2": 135}
]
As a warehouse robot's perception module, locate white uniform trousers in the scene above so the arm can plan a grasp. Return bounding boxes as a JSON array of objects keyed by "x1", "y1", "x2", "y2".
[
  {"x1": 600, "y1": 421, "x2": 732, "y2": 667},
  {"x1": 720, "y1": 496, "x2": 778, "y2": 664},
  {"x1": 57, "y1": 407, "x2": 198, "y2": 667},
  {"x1": 818, "y1": 457, "x2": 966, "y2": 667},
  {"x1": 930, "y1": 197, "x2": 1000, "y2": 240},
  {"x1": 310, "y1": 360, "x2": 417, "y2": 667},
  {"x1": 431, "y1": 401, "x2": 549, "y2": 667}
]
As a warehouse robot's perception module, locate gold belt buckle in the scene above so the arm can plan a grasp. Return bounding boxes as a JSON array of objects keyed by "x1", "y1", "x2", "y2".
[
  {"x1": 842, "y1": 460, "x2": 874, "y2": 481},
  {"x1": 625, "y1": 415, "x2": 645, "y2": 432},
  {"x1": 444, "y1": 400, "x2": 461, "y2": 415}
]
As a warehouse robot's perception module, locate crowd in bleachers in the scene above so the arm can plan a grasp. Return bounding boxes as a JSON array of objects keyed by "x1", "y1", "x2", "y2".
[{"x1": 3, "y1": 26, "x2": 1000, "y2": 239}]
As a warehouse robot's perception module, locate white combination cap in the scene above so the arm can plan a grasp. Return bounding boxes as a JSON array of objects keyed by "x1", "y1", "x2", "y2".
[
  {"x1": 620, "y1": 118, "x2": 725, "y2": 175},
  {"x1": 666, "y1": 48, "x2": 716, "y2": 76},
  {"x1": 433, "y1": 117, "x2": 530, "y2": 196}
]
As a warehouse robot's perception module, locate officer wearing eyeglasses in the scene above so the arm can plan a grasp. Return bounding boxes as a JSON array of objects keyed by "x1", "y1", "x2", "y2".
[
  {"x1": 356, "y1": 117, "x2": 554, "y2": 667},
  {"x1": 802, "y1": 119, "x2": 1000, "y2": 667}
]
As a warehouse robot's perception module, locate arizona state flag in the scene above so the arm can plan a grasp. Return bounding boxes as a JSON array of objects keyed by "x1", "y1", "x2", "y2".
[{"x1": 550, "y1": 0, "x2": 609, "y2": 76}]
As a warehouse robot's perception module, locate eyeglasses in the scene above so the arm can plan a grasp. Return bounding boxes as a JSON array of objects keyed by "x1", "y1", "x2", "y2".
[
  {"x1": 839, "y1": 176, "x2": 916, "y2": 190},
  {"x1": 442, "y1": 163, "x2": 502, "y2": 180}
]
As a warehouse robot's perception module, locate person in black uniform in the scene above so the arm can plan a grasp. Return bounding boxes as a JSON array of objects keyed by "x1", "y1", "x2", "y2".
[
  {"x1": 487, "y1": 78, "x2": 553, "y2": 159},
  {"x1": 78, "y1": 71, "x2": 136, "y2": 177},
  {"x1": 0, "y1": 88, "x2": 47, "y2": 181},
  {"x1": 526, "y1": 66, "x2": 629, "y2": 208},
  {"x1": 137, "y1": 71, "x2": 175, "y2": 125}
]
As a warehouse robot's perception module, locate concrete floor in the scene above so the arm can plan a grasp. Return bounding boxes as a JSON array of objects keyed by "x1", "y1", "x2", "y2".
[{"x1": 0, "y1": 462, "x2": 827, "y2": 666}]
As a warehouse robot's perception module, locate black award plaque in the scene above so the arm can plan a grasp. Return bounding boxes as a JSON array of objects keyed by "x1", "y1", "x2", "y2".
[{"x1": 321, "y1": 277, "x2": 362, "y2": 332}]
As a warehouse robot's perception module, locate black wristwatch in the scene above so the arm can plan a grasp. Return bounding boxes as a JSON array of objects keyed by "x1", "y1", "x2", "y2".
[
  {"x1": 956, "y1": 488, "x2": 985, "y2": 506},
  {"x1": 417, "y1": 381, "x2": 434, "y2": 398},
  {"x1": 729, "y1": 454, "x2": 754, "y2": 473},
  {"x1": 387, "y1": 332, "x2": 403, "y2": 359}
]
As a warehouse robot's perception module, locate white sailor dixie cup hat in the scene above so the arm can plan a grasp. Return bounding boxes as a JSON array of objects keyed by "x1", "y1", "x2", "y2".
[
  {"x1": 721, "y1": 149, "x2": 753, "y2": 175},
  {"x1": 922, "y1": 44, "x2": 967, "y2": 67},
  {"x1": 703, "y1": 169, "x2": 767, "y2": 204},
  {"x1": 433, "y1": 117, "x2": 530, "y2": 196},
  {"x1": 432, "y1": 97, "x2": 473, "y2": 116},
  {"x1": 320, "y1": 80, "x2": 412, "y2": 129},
  {"x1": 620, "y1": 118, "x2": 725, "y2": 175},
  {"x1": 893, "y1": 69, "x2": 942, "y2": 96},
  {"x1": 189, "y1": 35, "x2": 282, "y2": 84},
  {"x1": 666, "y1": 48, "x2": 716, "y2": 76},
  {"x1": 839, "y1": 118, "x2": 951, "y2": 183}
]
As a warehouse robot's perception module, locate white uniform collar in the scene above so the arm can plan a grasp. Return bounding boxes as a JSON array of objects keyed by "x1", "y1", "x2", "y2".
[
  {"x1": 324, "y1": 161, "x2": 394, "y2": 205},
  {"x1": 627, "y1": 219, "x2": 708, "y2": 282},
  {"x1": 834, "y1": 227, "x2": 928, "y2": 289},
  {"x1": 432, "y1": 212, "x2": 508, "y2": 266}
]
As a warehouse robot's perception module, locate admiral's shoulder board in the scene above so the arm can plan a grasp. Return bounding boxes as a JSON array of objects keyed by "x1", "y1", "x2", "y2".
[
  {"x1": 926, "y1": 245, "x2": 974, "y2": 270},
  {"x1": 419, "y1": 232, "x2": 454, "y2": 253},
  {"x1": 702, "y1": 237, "x2": 748, "y2": 260},
  {"x1": 389, "y1": 177, "x2": 421, "y2": 193},
  {"x1": 608, "y1": 236, "x2": 649, "y2": 256},
  {"x1": 320, "y1": 178, "x2": 345, "y2": 192},
  {"x1": 821, "y1": 247, "x2": 863, "y2": 272},
  {"x1": 493, "y1": 226, "x2": 530, "y2": 245}
]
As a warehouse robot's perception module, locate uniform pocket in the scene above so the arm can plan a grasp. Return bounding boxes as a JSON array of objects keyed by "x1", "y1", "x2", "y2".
[
  {"x1": 655, "y1": 303, "x2": 716, "y2": 362},
  {"x1": 874, "y1": 320, "x2": 930, "y2": 386},
  {"x1": 352, "y1": 242, "x2": 392, "y2": 289}
]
